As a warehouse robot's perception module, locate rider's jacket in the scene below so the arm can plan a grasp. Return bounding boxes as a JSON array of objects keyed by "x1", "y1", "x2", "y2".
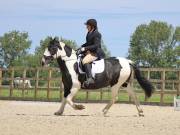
[{"x1": 82, "y1": 29, "x2": 105, "y2": 59}]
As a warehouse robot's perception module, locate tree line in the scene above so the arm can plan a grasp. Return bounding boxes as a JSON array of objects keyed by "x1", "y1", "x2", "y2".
[
  {"x1": 128, "y1": 20, "x2": 179, "y2": 68},
  {"x1": 0, "y1": 33, "x2": 110, "y2": 69},
  {"x1": 0, "y1": 20, "x2": 179, "y2": 69}
]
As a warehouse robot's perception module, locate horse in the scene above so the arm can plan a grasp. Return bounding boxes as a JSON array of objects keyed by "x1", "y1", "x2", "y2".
[
  {"x1": 13, "y1": 77, "x2": 32, "y2": 93},
  {"x1": 41, "y1": 38, "x2": 154, "y2": 116}
]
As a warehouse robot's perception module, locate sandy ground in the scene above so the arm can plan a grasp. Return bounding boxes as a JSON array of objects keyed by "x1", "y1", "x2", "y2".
[{"x1": 0, "y1": 100, "x2": 180, "y2": 135}]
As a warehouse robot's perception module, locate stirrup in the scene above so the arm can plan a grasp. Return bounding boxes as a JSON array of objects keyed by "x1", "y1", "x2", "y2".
[{"x1": 83, "y1": 78, "x2": 94, "y2": 87}]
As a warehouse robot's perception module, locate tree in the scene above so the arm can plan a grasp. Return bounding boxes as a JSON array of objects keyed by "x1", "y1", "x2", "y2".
[
  {"x1": 101, "y1": 40, "x2": 111, "y2": 58},
  {"x1": 12, "y1": 54, "x2": 40, "y2": 68},
  {"x1": 174, "y1": 27, "x2": 180, "y2": 68},
  {"x1": 128, "y1": 20, "x2": 179, "y2": 68},
  {"x1": 0, "y1": 30, "x2": 31, "y2": 68}
]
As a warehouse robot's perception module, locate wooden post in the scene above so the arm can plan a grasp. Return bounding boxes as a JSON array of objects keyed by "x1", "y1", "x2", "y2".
[
  {"x1": 0, "y1": 68, "x2": 2, "y2": 96},
  {"x1": 47, "y1": 69, "x2": 52, "y2": 100},
  {"x1": 60, "y1": 78, "x2": 64, "y2": 101},
  {"x1": 10, "y1": 68, "x2": 14, "y2": 97},
  {"x1": 145, "y1": 70, "x2": 150, "y2": 102},
  {"x1": 172, "y1": 82, "x2": 175, "y2": 90},
  {"x1": 117, "y1": 89, "x2": 120, "y2": 101},
  {"x1": 34, "y1": 69, "x2": 39, "y2": 99},
  {"x1": 22, "y1": 69, "x2": 26, "y2": 97},
  {"x1": 100, "y1": 88, "x2": 103, "y2": 102},
  {"x1": 177, "y1": 71, "x2": 180, "y2": 96},
  {"x1": 59, "y1": 78, "x2": 62, "y2": 100},
  {"x1": 129, "y1": 70, "x2": 134, "y2": 102},
  {"x1": 160, "y1": 70, "x2": 165, "y2": 104},
  {"x1": 86, "y1": 91, "x2": 89, "y2": 103}
]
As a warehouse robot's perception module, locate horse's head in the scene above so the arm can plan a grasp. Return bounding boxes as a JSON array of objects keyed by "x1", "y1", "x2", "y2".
[{"x1": 41, "y1": 37, "x2": 73, "y2": 67}]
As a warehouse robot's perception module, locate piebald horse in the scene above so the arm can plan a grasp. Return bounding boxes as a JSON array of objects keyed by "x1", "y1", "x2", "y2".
[{"x1": 42, "y1": 38, "x2": 154, "y2": 116}]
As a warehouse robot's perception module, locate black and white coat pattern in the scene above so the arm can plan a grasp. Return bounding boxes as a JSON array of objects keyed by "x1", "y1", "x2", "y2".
[{"x1": 42, "y1": 39, "x2": 154, "y2": 116}]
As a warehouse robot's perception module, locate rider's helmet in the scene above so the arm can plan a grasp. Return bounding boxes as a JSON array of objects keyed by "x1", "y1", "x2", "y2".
[{"x1": 84, "y1": 19, "x2": 97, "y2": 29}]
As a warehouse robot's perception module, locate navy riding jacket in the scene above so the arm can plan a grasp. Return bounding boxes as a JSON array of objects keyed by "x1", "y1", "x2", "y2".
[{"x1": 82, "y1": 29, "x2": 105, "y2": 59}]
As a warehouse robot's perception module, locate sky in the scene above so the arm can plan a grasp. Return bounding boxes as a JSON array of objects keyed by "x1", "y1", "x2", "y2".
[{"x1": 0, "y1": 0, "x2": 180, "y2": 57}]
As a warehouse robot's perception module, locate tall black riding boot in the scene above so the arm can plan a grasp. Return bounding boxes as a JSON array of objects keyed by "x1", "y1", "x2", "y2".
[{"x1": 83, "y1": 63, "x2": 94, "y2": 87}]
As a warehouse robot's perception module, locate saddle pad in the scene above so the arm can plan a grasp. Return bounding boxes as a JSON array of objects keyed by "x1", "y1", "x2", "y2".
[
  {"x1": 92, "y1": 59, "x2": 105, "y2": 77},
  {"x1": 77, "y1": 58, "x2": 105, "y2": 78}
]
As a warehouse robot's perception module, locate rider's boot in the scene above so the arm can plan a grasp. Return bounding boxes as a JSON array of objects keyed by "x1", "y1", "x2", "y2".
[{"x1": 83, "y1": 63, "x2": 94, "y2": 87}]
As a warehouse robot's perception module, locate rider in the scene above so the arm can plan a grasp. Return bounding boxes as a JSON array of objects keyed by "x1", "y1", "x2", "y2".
[{"x1": 80, "y1": 19, "x2": 105, "y2": 87}]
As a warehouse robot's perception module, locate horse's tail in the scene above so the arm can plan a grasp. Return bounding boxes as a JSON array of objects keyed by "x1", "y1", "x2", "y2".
[{"x1": 130, "y1": 62, "x2": 154, "y2": 97}]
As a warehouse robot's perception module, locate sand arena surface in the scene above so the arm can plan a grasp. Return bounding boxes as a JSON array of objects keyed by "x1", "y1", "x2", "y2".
[{"x1": 0, "y1": 100, "x2": 180, "y2": 135}]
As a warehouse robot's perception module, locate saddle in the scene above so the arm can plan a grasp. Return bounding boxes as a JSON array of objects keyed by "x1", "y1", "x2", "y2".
[{"x1": 76, "y1": 54, "x2": 105, "y2": 78}]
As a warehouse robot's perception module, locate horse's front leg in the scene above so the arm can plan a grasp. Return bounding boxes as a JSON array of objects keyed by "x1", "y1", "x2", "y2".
[
  {"x1": 54, "y1": 98, "x2": 67, "y2": 115},
  {"x1": 66, "y1": 87, "x2": 85, "y2": 110},
  {"x1": 54, "y1": 87, "x2": 85, "y2": 116}
]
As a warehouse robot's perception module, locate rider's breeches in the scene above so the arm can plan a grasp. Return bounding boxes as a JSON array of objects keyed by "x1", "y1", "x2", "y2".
[{"x1": 82, "y1": 52, "x2": 97, "y2": 65}]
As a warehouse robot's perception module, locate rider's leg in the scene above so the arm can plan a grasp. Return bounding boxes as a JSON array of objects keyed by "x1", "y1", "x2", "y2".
[
  {"x1": 84, "y1": 63, "x2": 94, "y2": 85},
  {"x1": 82, "y1": 53, "x2": 97, "y2": 64},
  {"x1": 82, "y1": 53, "x2": 97, "y2": 86}
]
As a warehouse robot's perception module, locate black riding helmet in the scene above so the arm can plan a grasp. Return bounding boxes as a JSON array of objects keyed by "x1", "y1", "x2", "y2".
[{"x1": 84, "y1": 19, "x2": 97, "y2": 29}]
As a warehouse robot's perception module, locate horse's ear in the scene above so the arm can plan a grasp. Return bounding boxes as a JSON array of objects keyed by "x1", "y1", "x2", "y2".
[
  {"x1": 64, "y1": 45, "x2": 72, "y2": 57},
  {"x1": 54, "y1": 37, "x2": 59, "y2": 42}
]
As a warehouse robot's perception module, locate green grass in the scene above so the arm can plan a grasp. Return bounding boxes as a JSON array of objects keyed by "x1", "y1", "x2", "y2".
[{"x1": 0, "y1": 88, "x2": 175, "y2": 104}]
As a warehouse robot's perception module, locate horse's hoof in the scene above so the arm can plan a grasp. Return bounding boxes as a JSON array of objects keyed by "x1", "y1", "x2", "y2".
[
  {"x1": 74, "y1": 104, "x2": 85, "y2": 110},
  {"x1": 138, "y1": 113, "x2": 144, "y2": 117},
  {"x1": 102, "y1": 108, "x2": 106, "y2": 113},
  {"x1": 139, "y1": 109, "x2": 143, "y2": 113},
  {"x1": 103, "y1": 109, "x2": 108, "y2": 115},
  {"x1": 54, "y1": 111, "x2": 63, "y2": 116}
]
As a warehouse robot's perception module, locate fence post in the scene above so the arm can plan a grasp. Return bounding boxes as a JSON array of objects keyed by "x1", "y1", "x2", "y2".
[
  {"x1": 0, "y1": 68, "x2": 2, "y2": 96},
  {"x1": 59, "y1": 78, "x2": 63, "y2": 101},
  {"x1": 177, "y1": 70, "x2": 180, "y2": 96},
  {"x1": 145, "y1": 70, "x2": 150, "y2": 102},
  {"x1": 22, "y1": 69, "x2": 26, "y2": 97},
  {"x1": 35, "y1": 69, "x2": 39, "y2": 99},
  {"x1": 10, "y1": 68, "x2": 14, "y2": 97},
  {"x1": 100, "y1": 88, "x2": 103, "y2": 102},
  {"x1": 47, "y1": 68, "x2": 52, "y2": 100},
  {"x1": 160, "y1": 70, "x2": 165, "y2": 104},
  {"x1": 86, "y1": 91, "x2": 89, "y2": 103},
  {"x1": 129, "y1": 70, "x2": 134, "y2": 102}
]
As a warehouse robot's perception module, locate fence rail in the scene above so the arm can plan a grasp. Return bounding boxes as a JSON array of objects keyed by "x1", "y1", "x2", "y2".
[{"x1": 0, "y1": 67, "x2": 180, "y2": 105}]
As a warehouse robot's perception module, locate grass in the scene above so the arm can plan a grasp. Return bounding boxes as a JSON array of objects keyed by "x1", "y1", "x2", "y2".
[{"x1": 0, "y1": 88, "x2": 175, "y2": 104}]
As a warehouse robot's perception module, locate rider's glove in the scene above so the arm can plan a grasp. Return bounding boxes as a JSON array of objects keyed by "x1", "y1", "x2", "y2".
[{"x1": 81, "y1": 47, "x2": 85, "y2": 52}]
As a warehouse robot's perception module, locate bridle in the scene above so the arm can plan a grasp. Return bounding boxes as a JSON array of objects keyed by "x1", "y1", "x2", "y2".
[
  {"x1": 45, "y1": 44, "x2": 82, "y2": 62},
  {"x1": 54, "y1": 51, "x2": 78, "y2": 62}
]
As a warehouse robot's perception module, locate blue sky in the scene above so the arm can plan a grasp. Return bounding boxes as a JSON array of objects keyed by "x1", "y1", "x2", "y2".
[{"x1": 0, "y1": 0, "x2": 180, "y2": 57}]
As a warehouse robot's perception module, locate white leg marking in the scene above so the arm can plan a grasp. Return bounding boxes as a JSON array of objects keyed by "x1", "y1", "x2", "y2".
[
  {"x1": 54, "y1": 98, "x2": 67, "y2": 115},
  {"x1": 66, "y1": 87, "x2": 85, "y2": 110}
]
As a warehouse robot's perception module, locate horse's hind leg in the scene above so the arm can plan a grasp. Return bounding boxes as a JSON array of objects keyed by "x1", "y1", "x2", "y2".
[
  {"x1": 102, "y1": 84, "x2": 119, "y2": 115},
  {"x1": 126, "y1": 84, "x2": 144, "y2": 116}
]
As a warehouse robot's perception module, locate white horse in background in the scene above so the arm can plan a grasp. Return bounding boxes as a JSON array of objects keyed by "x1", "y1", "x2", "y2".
[{"x1": 13, "y1": 77, "x2": 32, "y2": 93}]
